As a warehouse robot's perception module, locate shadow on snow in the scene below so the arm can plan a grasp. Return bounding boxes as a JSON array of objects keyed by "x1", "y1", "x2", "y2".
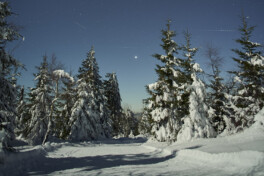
[
  {"x1": 24, "y1": 150, "x2": 177, "y2": 176},
  {"x1": 2, "y1": 137, "x2": 176, "y2": 176},
  {"x1": 72, "y1": 137, "x2": 148, "y2": 145}
]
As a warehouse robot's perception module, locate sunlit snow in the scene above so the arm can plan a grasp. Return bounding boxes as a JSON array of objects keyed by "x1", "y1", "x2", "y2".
[{"x1": 1, "y1": 117, "x2": 264, "y2": 175}]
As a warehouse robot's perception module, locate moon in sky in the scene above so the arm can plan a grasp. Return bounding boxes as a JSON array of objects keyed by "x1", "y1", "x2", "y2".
[{"x1": 134, "y1": 56, "x2": 138, "y2": 59}]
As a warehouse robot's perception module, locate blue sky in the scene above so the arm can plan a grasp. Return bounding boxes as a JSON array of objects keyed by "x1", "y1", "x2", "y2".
[{"x1": 7, "y1": 0, "x2": 264, "y2": 112}]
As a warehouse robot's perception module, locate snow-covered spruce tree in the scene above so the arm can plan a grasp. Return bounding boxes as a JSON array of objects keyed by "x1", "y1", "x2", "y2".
[
  {"x1": 0, "y1": 1, "x2": 22, "y2": 151},
  {"x1": 176, "y1": 30, "x2": 196, "y2": 120},
  {"x1": 204, "y1": 44, "x2": 228, "y2": 134},
  {"x1": 25, "y1": 56, "x2": 53, "y2": 145},
  {"x1": 139, "y1": 104, "x2": 153, "y2": 135},
  {"x1": 208, "y1": 67, "x2": 228, "y2": 134},
  {"x1": 69, "y1": 47, "x2": 111, "y2": 141},
  {"x1": 58, "y1": 73, "x2": 76, "y2": 139},
  {"x1": 143, "y1": 21, "x2": 182, "y2": 142},
  {"x1": 123, "y1": 108, "x2": 139, "y2": 137},
  {"x1": 230, "y1": 14, "x2": 264, "y2": 129},
  {"x1": 219, "y1": 75, "x2": 237, "y2": 135},
  {"x1": 104, "y1": 72, "x2": 123, "y2": 136},
  {"x1": 42, "y1": 70, "x2": 74, "y2": 144},
  {"x1": 177, "y1": 31, "x2": 215, "y2": 142}
]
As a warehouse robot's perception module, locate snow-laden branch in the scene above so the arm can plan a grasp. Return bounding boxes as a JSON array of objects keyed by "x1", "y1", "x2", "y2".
[{"x1": 53, "y1": 70, "x2": 74, "y2": 83}]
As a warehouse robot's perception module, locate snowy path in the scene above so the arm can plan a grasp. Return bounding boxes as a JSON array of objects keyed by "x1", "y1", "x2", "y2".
[
  {"x1": 27, "y1": 138, "x2": 177, "y2": 176},
  {"x1": 1, "y1": 124, "x2": 264, "y2": 176},
  {"x1": 30, "y1": 136, "x2": 264, "y2": 176}
]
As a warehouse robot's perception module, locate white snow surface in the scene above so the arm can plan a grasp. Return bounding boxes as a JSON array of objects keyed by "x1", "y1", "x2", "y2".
[{"x1": 1, "y1": 119, "x2": 264, "y2": 175}]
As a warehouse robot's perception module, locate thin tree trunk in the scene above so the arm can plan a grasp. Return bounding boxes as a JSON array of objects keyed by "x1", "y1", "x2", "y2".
[{"x1": 42, "y1": 98, "x2": 56, "y2": 145}]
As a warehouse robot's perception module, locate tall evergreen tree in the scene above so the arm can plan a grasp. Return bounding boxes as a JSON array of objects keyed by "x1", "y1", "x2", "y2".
[
  {"x1": 205, "y1": 44, "x2": 227, "y2": 134},
  {"x1": 139, "y1": 104, "x2": 153, "y2": 135},
  {"x1": 58, "y1": 73, "x2": 76, "y2": 139},
  {"x1": 230, "y1": 13, "x2": 264, "y2": 129},
  {"x1": 0, "y1": 1, "x2": 22, "y2": 151},
  {"x1": 69, "y1": 47, "x2": 111, "y2": 141},
  {"x1": 176, "y1": 30, "x2": 197, "y2": 121},
  {"x1": 143, "y1": 21, "x2": 182, "y2": 142},
  {"x1": 25, "y1": 56, "x2": 53, "y2": 145},
  {"x1": 123, "y1": 108, "x2": 139, "y2": 137},
  {"x1": 177, "y1": 31, "x2": 215, "y2": 142},
  {"x1": 104, "y1": 72, "x2": 123, "y2": 136}
]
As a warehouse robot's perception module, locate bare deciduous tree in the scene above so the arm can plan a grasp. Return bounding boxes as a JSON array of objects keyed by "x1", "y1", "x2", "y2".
[
  {"x1": 48, "y1": 54, "x2": 65, "y2": 80},
  {"x1": 204, "y1": 42, "x2": 224, "y2": 77}
]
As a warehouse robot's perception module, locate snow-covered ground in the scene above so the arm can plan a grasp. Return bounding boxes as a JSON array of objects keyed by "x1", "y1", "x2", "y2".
[{"x1": 1, "y1": 120, "x2": 264, "y2": 176}]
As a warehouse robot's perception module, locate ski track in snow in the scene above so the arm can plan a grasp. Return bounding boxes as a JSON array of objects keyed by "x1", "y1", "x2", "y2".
[{"x1": 1, "y1": 125, "x2": 264, "y2": 176}]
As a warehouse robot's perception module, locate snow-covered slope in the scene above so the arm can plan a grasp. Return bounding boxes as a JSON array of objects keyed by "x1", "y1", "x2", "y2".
[{"x1": 1, "y1": 111, "x2": 264, "y2": 176}]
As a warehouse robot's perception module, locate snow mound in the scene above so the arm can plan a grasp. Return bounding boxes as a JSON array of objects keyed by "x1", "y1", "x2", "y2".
[
  {"x1": 143, "y1": 145, "x2": 172, "y2": 156},
  {"x1": 176, "y1": 150, "x2": 264, "y2": 175}
]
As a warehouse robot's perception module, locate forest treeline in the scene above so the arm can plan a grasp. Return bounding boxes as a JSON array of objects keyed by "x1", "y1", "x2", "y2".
[
  {"x1": 1, "y1": 1, "x2": 264, "y2": 153},
  {"x1": 140, "y1": 18, "x2": 264, "y2": 142}
]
